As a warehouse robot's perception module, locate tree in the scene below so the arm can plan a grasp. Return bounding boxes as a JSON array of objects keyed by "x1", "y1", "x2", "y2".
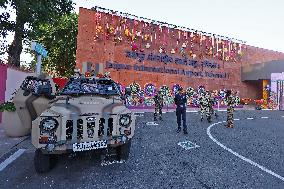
[
  {"x1": 34, "y1": 13, "x2": 78, "y2": 77},
  {"x1": 0, "y1": 0, "x2": 74, "y2": 67}
]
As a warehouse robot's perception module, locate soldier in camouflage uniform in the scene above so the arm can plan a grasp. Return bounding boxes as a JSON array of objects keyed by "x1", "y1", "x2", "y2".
[
  {"x1": 225, "y1": 90, "x2": 235, "y2": 128},
  {"x1": 209, "y1": 92, "x2": 218, "y2": 119},
  {"x1": 154, "y1": 91, "x2": 164, "y2": 121},
  {"x1": 199, "y1": 91, "x2": 212, "y2": 123}
]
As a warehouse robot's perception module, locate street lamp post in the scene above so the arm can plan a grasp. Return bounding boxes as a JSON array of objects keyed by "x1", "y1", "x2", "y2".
[{"x1": 31, "y1": 41, "x2": 48, "y2": 76}]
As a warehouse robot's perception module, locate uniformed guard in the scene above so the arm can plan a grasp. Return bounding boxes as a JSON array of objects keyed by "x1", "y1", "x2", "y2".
[
  {"x1": 199, "y1": 90, "x2": 212, "y2": 123},
  {"x1": 225, "y1": 89, "x2": 235, "y2": 128},
  {"x1": 209, "y1": 92, "x2": 218, "y2": 119},
  {"x1": 199, "y1": 92, "x2": 205, "y2": 121},
  {"x1": 174, "y1": 87, "x2": 188, "y2": 134},
  {"x1": 204, "y1": 91, "x2": 212, "y2": 123},
  {"x1": 153, "y1": 91, "x2": 164, "y2": 121}
]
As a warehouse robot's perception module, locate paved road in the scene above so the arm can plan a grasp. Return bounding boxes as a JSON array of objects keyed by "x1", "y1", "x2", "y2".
[{"x1": 0, "y1": 110, "x2": 283, "y2": 189}]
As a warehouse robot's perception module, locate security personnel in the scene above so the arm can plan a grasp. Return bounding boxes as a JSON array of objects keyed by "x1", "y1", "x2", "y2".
[
  {"x1": 199, "y1": 92, "x2": 206, "y2": 121},
  {"x1": 174, "y1": 87, "x2": 188, "y2": 134},
  {"x1": 199, "y1": 91, "x2": 212, "y2": 123},
  {"x1": 153, "y1": 91, "x2": 164, "y2": 121},
  {"x1": 204, "y1": 91, "x2": 212, "y2": 123},
  {"x1": 209, "y1": 92, "x2": 218, "y2": 119},
  {"x1": 225, "y1": 90, "x2": 235, "y2": 128}
]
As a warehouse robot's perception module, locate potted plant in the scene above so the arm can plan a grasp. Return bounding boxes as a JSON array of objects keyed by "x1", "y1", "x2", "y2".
[{"x1": 0, "y1": 102, "x2": 30, "y2": 137}]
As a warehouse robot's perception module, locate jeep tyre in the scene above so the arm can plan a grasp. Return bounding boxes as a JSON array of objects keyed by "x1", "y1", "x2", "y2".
[
  {"x1": 34, "y1": 149, "x2": 52, "y2": 173},
  {"x1": 116, "y1": 139, "x2": 132, "y2": 161}
]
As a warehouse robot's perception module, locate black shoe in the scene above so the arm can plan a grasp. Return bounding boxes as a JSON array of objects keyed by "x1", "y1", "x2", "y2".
[
  {"x1": 201, "y1": 117, "x2": 203, "y2": 122},
  {"x1": 183, "y1": 130, "x2": 188, "y2": 134},
  {"x1": 207, "y1": 118, "x2": 212, "y2": 123},
  {"x1": 176, "y1": 127, "x2": 181, "y2": 133},
  {"x1": 154, "y1": 118, "x2": 157, "y2": 121}
]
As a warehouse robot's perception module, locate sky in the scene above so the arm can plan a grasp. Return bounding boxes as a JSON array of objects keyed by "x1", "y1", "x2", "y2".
[{"x1": 1, "y1": 0, "x2": 284, "y2": 64}]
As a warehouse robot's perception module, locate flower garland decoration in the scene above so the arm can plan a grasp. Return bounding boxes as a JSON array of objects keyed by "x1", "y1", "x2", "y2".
[
  {"x1": 219, "y1": 89, "x2": 226, "y2": 99},
  {"x1": 144, "y1": 97, "x2": 155, "y2": 107},
  {"x1": 92, "y1": 7, "x2": 245, "y2": 64},
  {"x1": 137, "y1": 90, "x2": 145, "y2": 104},
  {"x1": 129, "y1": 82, "x2": 141, "y2": 94},
  {"x1": 163, "y1": 96, "x2": 175, "y2": 106},
  {"x1": 197, "y1": 85, "x2": 205, "y2": 94},
  {"x1": 172, "y1": 84, "x2": 181, "y2": 95},
  {"x1": 235, "y1": 96, "x2": 240, "y2": 106},
  {"x1": 144, "y1": 83, "x2": 156, "y2": 97},
  {"x1": 159, "y1": 85, "x2": 171, "y2": 97},
  {"x1": 186, "y1": 87, "x2": 195, "y2": 98}
]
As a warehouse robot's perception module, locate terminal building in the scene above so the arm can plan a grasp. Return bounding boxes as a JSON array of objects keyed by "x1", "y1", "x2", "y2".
[{"x1": 76, "y1": 7, "x2": 284, "y2": 100}]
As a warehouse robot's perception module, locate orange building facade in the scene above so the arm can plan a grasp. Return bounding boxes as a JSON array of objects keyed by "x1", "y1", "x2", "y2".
[{"x1": 76, "y1": 7, "x2": 284, "y2": 99}]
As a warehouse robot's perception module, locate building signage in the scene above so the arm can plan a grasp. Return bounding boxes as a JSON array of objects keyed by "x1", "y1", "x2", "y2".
[
  {"x1": 125, "y1": 51, "x2": 220, "y2": 69},
  {"x1": 105, "y1": 51, "x2": 229, "y2": 79},
  {"x1": 106, "y1": 61, "x2": 229, "y2": 79}
]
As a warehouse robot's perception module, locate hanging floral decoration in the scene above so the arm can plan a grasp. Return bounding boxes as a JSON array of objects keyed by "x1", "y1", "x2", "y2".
[
  {"x1": 163, "y1": 96, "x2": 175, "y2": 105},
  {"x1": 137, "y1": 90, "x2": 145, "y2": 98},
  {"x1": 197, "y1": 85, "x2": 205, "y2": 94},
  {"x1": 186, "y1": 87, "x2": 195, "y2": 98},
  {"x1": 219, "y1": 89, "x2": 226, "y2": 99},
  {"x1": 129, "y1": 82, "x2": 141, "y2": 94},
  {"x1": 172, "y1": 84, "x2": 181, "y2": 95},
  {"x1": 159, "y1": 85, "x2": 171, "y2": 97},
  {"x1": 235, "y1": 96, "x2": 241, "y2": 106},
  {"x1": 144, "y1": 97, "x2": 155, "y2": 106},
  {"x1": 212, "y1": 90, "x2": 219, "y2": 97},
  {"x1": 144, "y1": 83, "x2": 156, "y2": 96},
  {"x1": 92, "y1": 6, "x2": 246, "y2": 63}
]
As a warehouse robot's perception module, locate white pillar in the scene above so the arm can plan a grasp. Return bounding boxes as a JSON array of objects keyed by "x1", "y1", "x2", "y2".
[{"x1": 36, "y1": 54, "x2": 42, "y2": 75}]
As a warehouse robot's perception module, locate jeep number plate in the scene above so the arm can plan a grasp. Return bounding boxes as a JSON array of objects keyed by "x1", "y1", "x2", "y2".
[{"x1": 73, "y1": 140, "x2": 107, "y2": 152}]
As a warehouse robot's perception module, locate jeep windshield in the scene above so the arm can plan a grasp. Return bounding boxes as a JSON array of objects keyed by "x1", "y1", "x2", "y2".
[{"x1": 60, "y1": 77, "x2": 120, "y2": 96}]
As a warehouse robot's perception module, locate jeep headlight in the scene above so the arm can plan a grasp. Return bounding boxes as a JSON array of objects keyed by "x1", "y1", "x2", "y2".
[
  {"x1": 40, "y1": 117, "x2": 58, "y2": 131},
  {"x1": 119, "y1": 114, "x2": 131, "y2": 127}
]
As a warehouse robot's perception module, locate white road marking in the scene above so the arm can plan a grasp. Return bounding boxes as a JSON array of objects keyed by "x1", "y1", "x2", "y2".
[
  {"x1": 247, "y1": 117, "x2": 254, "y2": 120},
  {"x1": 0, "y1": 149, "x2": 26, "y2": 172},
  {"x1": 146, "y1": 122, "x2": 159, "y2": 126},
  {"x1": 207, "y1": 122, "x2": 284, "y2": 182},
  {"x1": 282, "y1": 116, "x2": 284, "y2": 118},
  {"x1": 261, "y1": 117, "x2": 268, "y2": 119},
  {"x1": 217, "y1": 110, "x2": 227, "y2": 112},
  {"x1": 234, "y1": 119, "x2": 240, "y2": 121},
  {"x1": 186, "y1": 110, "x2": 198, "y2": 113}
]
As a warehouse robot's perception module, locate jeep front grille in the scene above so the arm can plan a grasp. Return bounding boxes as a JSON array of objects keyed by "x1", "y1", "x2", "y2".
[
  {"x1": 107, "y1": 118, "x2": 113, "y2": 136},
  {"x1": 66, "y1": 118, "x2": 114, "y2": 140},
  {"x1": 66, "y1": 120, "x2": 73, "y2": 140},
  {"x1": 77, "y1": 119, "x2": 83, "y2": 139}
]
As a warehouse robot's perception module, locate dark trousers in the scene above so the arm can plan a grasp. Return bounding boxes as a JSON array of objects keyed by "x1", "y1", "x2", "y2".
[{"x1": 176, "y1": 107, "x2": 187, "y2": 131}]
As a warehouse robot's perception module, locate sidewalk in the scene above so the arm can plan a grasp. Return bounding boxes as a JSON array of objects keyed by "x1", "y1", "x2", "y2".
[{"x1": 0, "y1": 123, "x2": 29, "y2": 158}]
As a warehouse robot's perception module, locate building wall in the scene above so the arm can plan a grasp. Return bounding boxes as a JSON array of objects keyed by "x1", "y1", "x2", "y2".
[{"x1": 76, "y1": 8, "x2": 284, "y2": 99}]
